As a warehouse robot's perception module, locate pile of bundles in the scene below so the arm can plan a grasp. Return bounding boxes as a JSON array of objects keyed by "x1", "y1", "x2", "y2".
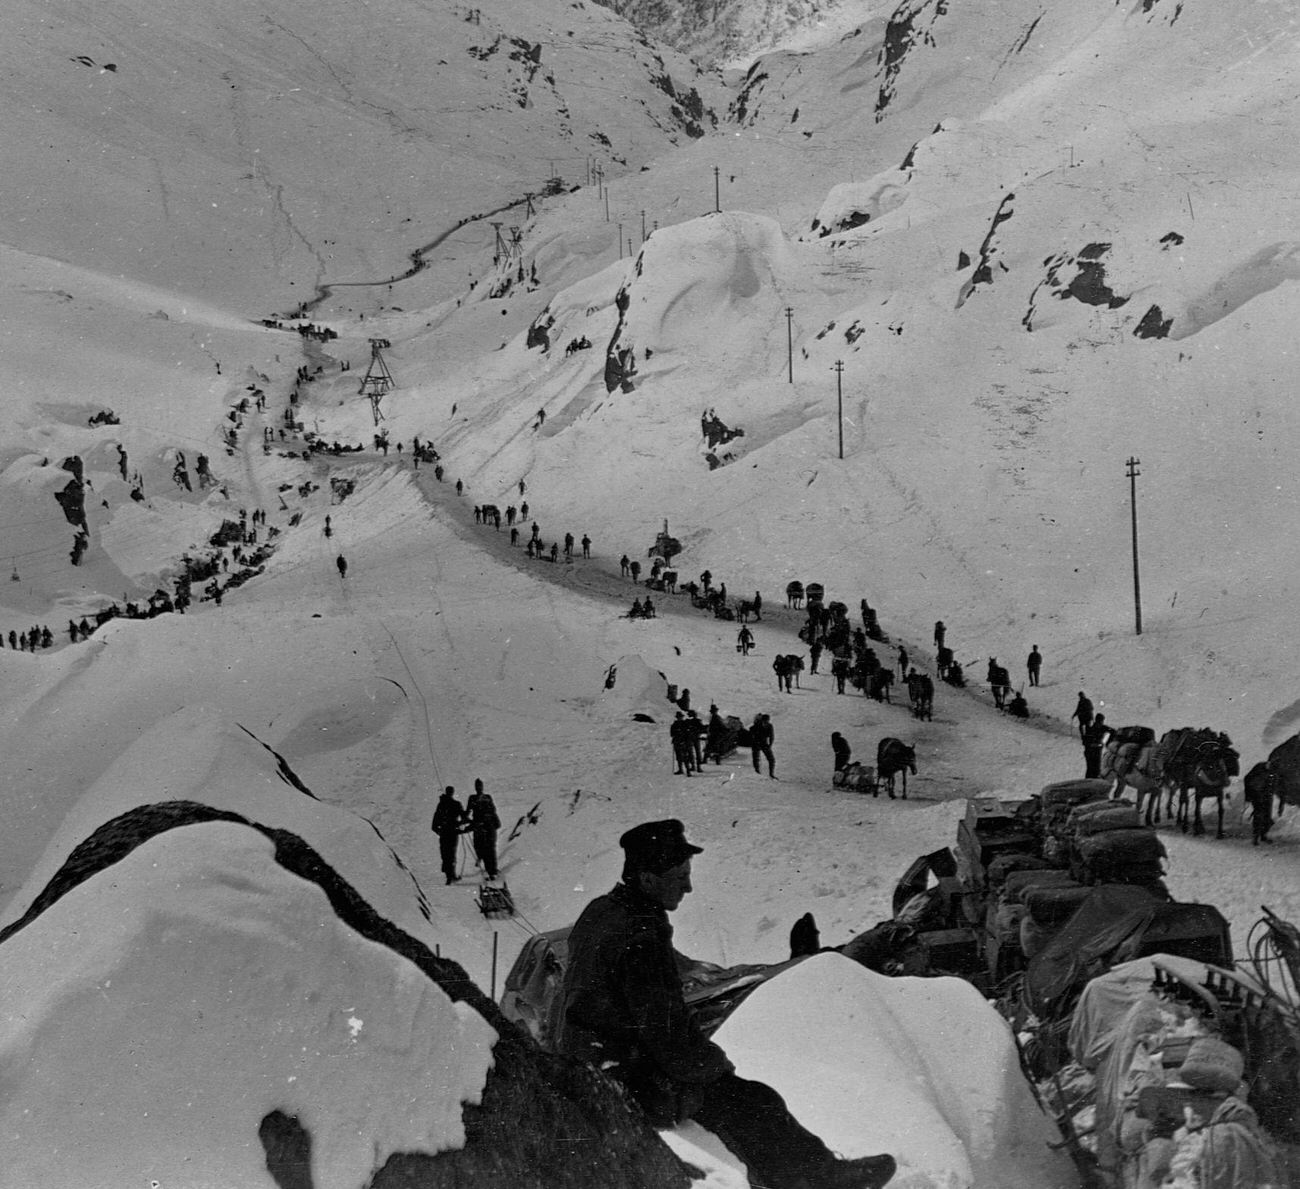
[
  {"x1": 1099, "y1": 724, "x2": 1156, "y2": 784},
  {"x1": 975, "y1": 781, "x2": 1169, "y2": 983},
  {"x1": 1043, "y1": 953, "x2": 1284, "y2": 1189},
  {"x1": 1039, "y1": 779, "x2": 1166, "y2": 885}
]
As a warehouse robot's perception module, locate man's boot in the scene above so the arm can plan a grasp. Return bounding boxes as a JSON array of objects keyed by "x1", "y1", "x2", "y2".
[{"x1": 806, "y1": 1152, "x2": 896, "y2": 1189}]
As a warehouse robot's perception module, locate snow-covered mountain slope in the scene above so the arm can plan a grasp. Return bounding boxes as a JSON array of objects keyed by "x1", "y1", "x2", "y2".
[
  {"x1": 1, "y1": 0, "x2": 1300, "y2": 1180},
  {"x1": 373, "y1": 0, "x2": 1300, "y2": 755},
  {"x1": 1, "y1": 0, "x2": 719, "y2": 312}
]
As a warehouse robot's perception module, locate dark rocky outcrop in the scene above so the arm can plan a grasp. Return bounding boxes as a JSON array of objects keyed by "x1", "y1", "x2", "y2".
[
  {"x1": 1133, "y1": 304, "x2": 1173, "y2": 339},
  {"x1": 876, "y1": 0, "x2": 949, "y2": 122},
  {"x1": 0, "y1": 799, "x2": 689, "y2": 1189},
  {"x1": 1022, "y1": 242, "x2": 1130, "y2": 330},
  {"x1": 957, "y1": 193, "x2": 1015, "y2": 306},
  {"x1": 53, "y1": 455, "x2": 90, "y2": 565}
]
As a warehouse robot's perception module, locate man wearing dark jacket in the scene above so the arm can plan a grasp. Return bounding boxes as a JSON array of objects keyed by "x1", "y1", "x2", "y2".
[
  {"x1": 1082, "y1": 714, "x2": 1110, "y2": 779},
  {"x1": 704, "y1": 705, "x2": 727, "y2": 765},
  {"x1": 465, "y1": 778, "x2": 501, "y2": 880},
  {"x1": 831, "y1": 731, "x2": 852, "y2": 772},
  {"x1": 751, "y1": 712, "x2": 776, "y2": 777},
  {"x1": 431, "y1": 786, "x2": 467, "y2": 884},
  {"x1": 1072, "y1": 691, "x2": 1095, "y2": 741},
  {"x1": 558, "y1": 821, "x2": 895, "y2": 1189}
]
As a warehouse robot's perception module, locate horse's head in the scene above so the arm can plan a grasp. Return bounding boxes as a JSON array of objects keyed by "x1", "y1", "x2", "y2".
[{"x1": 1194, "y1": 754, "x2": 1232, "y2": 790}]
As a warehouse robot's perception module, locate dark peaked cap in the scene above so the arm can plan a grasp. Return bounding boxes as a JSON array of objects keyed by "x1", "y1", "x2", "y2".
[{"x1": 619, "y1": 819, "x2": 703, "y2": 873}]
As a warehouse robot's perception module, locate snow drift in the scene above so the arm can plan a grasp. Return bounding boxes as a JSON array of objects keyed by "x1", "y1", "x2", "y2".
[{"x1": 713, "y1": 953, "x2": 1075, "y2": 1189}]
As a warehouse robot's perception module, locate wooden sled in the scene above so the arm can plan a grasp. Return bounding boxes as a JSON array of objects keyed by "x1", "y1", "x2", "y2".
[{"x1": 476, "y1": 882, "x2": 515, "y2": 919}]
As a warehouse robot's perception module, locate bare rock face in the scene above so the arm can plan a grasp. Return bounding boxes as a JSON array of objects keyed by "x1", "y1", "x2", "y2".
[{"x1": 593, "y1": 0, "x2": 837, "y2": 66}]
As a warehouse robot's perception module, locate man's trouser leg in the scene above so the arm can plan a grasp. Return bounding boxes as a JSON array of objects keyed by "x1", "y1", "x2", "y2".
[
  {"x1": 692, "y1": 1073, "x2": 832, "y2": 1189},
  {"x1": 439, "y1": 834, "x2": 458, "y2": 881},
  {"x1": 474, "y1": 829, "x2": 499, "y2": 878}
]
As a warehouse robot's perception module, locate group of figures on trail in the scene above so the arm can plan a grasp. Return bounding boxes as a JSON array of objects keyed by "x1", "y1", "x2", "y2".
[
  {"x1": 668, "y1": 702, "x2": 776, "y2": 778},
  {"x1": 430, "y1": 780, "x2": 501, "y2": 883}
]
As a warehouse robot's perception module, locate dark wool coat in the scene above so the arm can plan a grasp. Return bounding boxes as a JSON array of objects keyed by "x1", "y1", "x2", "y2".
[{"x1": 557, "y1": 882, "x2": 730, "y2": 1087}]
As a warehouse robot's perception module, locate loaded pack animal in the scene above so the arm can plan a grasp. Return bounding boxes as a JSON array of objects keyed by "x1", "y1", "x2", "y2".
[
  {"x1": 662, "y1": 570, "x2": 678, "y2": 593},
  {"x1": 935, "y1": 646, "x2": 954, "y2": 680},
  {"x1": 876, "y1": 737, "x2": 918, "y2": 799},
  {"x1": 986, "y1": 659, "x2": 1011, "y2": 710},
  {"x1": 772, "y1": 654, "x2": 804, "y2": 692},
  {"x1": 1240, "y1": 732, "x2": 1300, "y2": 844},
  {"x1": 786, "y1": 581, "x2": 804, "y2": 609},
  {"x1": 1154, "y1": 727, "x2": 1240, "y2": 838},
  {"x1": 737, "y1": 597, "x2": 762, "y2": 623},
  {"x1": 906, "y1": 672, "x2": 934, "y2": 721},
  {"x1": 1101, "y1": 726, "x2": 1163, "y2": 820},
  {"x1": 868, "y1": 667, "x2": 893, "y2": 703}
]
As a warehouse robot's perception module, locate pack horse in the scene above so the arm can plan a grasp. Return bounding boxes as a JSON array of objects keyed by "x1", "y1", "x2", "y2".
[{"x1": 876, "y1": 738, "x2": 917, "y2": 799}]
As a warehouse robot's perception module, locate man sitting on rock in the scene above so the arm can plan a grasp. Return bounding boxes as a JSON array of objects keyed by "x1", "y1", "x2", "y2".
[{"x1": 558, "y1": 820, "x2": 896, "y2": 1189}]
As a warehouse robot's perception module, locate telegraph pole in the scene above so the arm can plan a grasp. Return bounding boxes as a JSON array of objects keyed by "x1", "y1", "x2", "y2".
[
  {"x1": 640, "y1": 209, "x2": 646, "y2": 243},
  {"x1": 617, "y1": 223, "x2": 622, "y2": 260},
  {"x1": 832, "y1": 360, "x2": 845, "y2": 459},
  {"x1": 713, "y1": 166, "x2": 721, "y2": 213},
  {"x1": 1126, "y1": 456, "x2": 1142, "y2": 635},
  {"x1": 785, "y1": 307, "x2": 795, "y2": 383}
]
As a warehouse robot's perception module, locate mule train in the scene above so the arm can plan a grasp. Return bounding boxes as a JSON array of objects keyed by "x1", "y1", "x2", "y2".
[{"x1": 1101, "y1": 726, "x2": 1241, "y2": 838}]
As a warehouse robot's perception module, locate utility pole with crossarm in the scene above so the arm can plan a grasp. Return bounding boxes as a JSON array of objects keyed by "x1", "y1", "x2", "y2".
[{"x1": 1127, "y1": 456, "x2": 1142, "y2": 635}]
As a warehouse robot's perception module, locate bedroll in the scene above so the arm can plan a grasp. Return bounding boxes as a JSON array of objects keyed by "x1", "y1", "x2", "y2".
[
  {"x1": 1066, "y1": 801, "x2": 1141, "y2": 837},
  {"x1": 1073, "y1": 827, "x2": 1166, "y2": 884}
]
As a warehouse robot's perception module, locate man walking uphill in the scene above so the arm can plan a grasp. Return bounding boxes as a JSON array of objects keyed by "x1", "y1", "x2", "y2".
[
  {"x1": 558, "y1": 820, "x2": 896, "y2": 1189},
  {"x1": 465, "y1": 778, "x2": 501, "y2": 880},
  {"x1": 1071, "y1": 691, "x2": 1095, "y2": 741},
  {"x1": 431, "y1": 786, "x2": 467, "y2": 884}
]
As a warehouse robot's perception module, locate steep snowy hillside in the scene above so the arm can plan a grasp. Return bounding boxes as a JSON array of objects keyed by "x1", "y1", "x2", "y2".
[
  {"x1": 2, "y1": 0, "x2": 1300, "y2": 1181},
  {"x1": 356, "y1": 0, "x2": 1300, "y2": 756},
  {"x1": 0, "y1": 0, "x2": 720, "y2": 637},
  {"x1": 1, "y1": 0, "x2": 719, "y2": 311}
]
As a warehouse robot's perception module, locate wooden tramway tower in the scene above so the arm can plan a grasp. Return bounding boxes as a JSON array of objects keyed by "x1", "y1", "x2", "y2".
[{"x1": 359, "y1": 337, "x2": 396, "y2": 425}]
